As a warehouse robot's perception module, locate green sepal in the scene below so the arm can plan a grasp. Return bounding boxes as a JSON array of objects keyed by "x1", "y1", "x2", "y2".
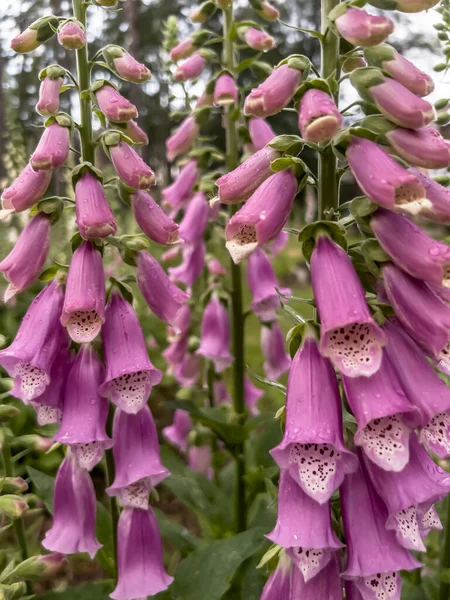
[
  {"x1": 332, "y1": 127, "x2": 379, "y2": 160},
  {"x1": 0, "y1": 406, "x2": 20, "y2": 424},
  {"x1": 298, "y1": 220, "x2": 347, "y2": 262},
  {"x1": 363, "y1": 43, "x2": 396, "y2": 68},
  {"x1": 349, "y1": 67, "x2": 387, "y2": 102},
  {"x1": 270, "y1": 156, "x2": 307, "y2": 177},
  {"x1": 278, "y1": 54, "x2": 311, "y2": 78},
  {"x1": 119, "y1": 235, "x2": 150, "y2": 252},
  {"x1": 286, "y1": 321, "x2": 319, "y2": 358},
  {"x1": 39, "y1": 264, "x2": 62, "y2": 282},
  {"x1": 268, "y1": 135, "x2": 304, "y2": 155},
  {"x1": 191, "y1": 30, "x2": 211, "y2": 47},
  {"x1": 250, "y1": 61, "x2": 273, "y2": 79},
  {"x1": 360, "y1": 115, "x2": 395, "y2": 136},
  {"x1": 39, "y1": 64, "x2": 66, "y2": 81},
  {"x1": 367, "y1": 0, "x2": 398, "y2": 9},
  {"x1": 361, "y1": 238, "x2": 391, "y2": 279},
  {"x1": 193, "y1": 106, "x2": 212, "y2": 126},
  {"x1": 31, "y1": 16, "x2": 59, "y2": 42},
  {"x1": 108, "y1": 276, "x2": 134, "y2": 305},
  {"x1": 293, "y1": 78, "x2": 332, "y2": 103},
  {"x1": 350, "y1": 195, "x2": 378, "y2": 218},
  {"x1": 44, "y1": 111, "x2": 73, "y2": 129}
]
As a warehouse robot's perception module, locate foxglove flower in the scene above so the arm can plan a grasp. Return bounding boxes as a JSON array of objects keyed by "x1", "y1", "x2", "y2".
[
  {"x1": 1, "y1": 164, "x2": 52, "y2": 215},
  {"x1": 386, "y1": 126, "x2": 450, "y2": 169},
  {"x1": 162, "y1": 160, "x2": 199, "y2": 212},
  {"x1": 245, "y1": 377, "x2": 263, "y2": 416},
  {"x1": 163, "y1": 335, "x2": 188, "y2": 371},
  {"x1": 215, "y1": 380, "x2": 231, "y2": 405},
  {"x1": 249, "y1": 119, "x2": 276, "y2": 154},
  {"x1": 100, "y1": 291, "x2": 162, "y2": 413},
  {"x1": 32, "y1": 348, "x2": 72, "y2": 426},
  {"x1": 57, "y1": 20, "x2": 86, "y2": 49},
  {"x1": 364, "y1": 434, "x2": 450, "y2": 552},
  {"x1": 208, "y1": 258, "x2": 227, "y2": 277},
  {"x1": 0, "y1": 280, "x2": 65, "y2": 402},
  {"x1": 110, "y1": 141, "x2": 155, "y2": 189},
  {"x1": 107, "y1": 407, "x2": 169, "y2": 508},
  {"x1": 370, "y1": 0, "x2": 439, "y2": 11},
  {"x1": 174, "y1": 53, "x2": 206, "y2": 82},
  {"x1": 166, "y1": 117, "x2": 200, "y2": 162},
  {"x1": 215, "y1": 146, "x2": 279, "y2": 205},
  {"x1": 95, "y1": 84, "x2": 138, "y2": 123},
  {"x1": 61, "y1": 241, "x2": 105, "y2": 343},
  {"x1": 36, "y1": 76, "x2": 63, "y2": 116},
  {"x1": 409, "y1": 168, "x2": 450, "y2": 223},
  {"x1": 122, "y1": 120, "x2": 149, "y2": 145},
  {"x1": 30, "y1": 122, "x2": 70, "y2": 171},
  {"x1": 188, "y1": 445, "x2": 213, "y2": 479},
  {"x1": 364, "y1": 44, "x2": 434, "y2": 96},
  {"x1": 131, "y1": 190, "x2": 180, "y2": 245},
  {"x1": 371, "y1": 208, "x2": 450, "y2": 288},
  {"x1": 169, "y1": 241, "x2": 206, "y2": 290},
  {"x1": 42, "y1": 452, "x2": 101, "y2": 559},
  {"x1": 334, "y1": 7, "x2": 393, "y2": 46},
  {"x1": 0, "y1": 212, "x2": 50, "y2": 301},
  {"x1": 244, "y1": 64, "x2": 302, "y2": 117},
  {"x1": 268, "y1": 471, "x2": 343, "y2": 580},
  {"x1": 197, "y1": 297, "x2": 233, "y2": 373},
  {"x1": 251, "y1": 0, "x2": 280, "y2": 20},
  {"x1": 271, "y1": 333, "x2": 356, "y2": 503},
  {"x1": 55, "y1": 345, "x2": 112, "y2": 470},
  {"x1": 106, "y1": 46, "x2": 151, "y2": 83},
  {"x1": 298, "y1": 89, "x2": 343, "y2": 144},
  {"x1": 242, "y1": 27, "x2": 276, "y2": 51},
  {"x1": 261, "y1": 322, "x2": 291, "y2": 382},
  {"x1": 75, "y1": 172, "x2": 117, "y2": 239},
  {"x1": 170, "y1": 38, "x2": 195, "y2": 61},
  {"x1": 11, "y1": 16, "x2": 59, "y2": 53},
  {"x1": 136, "y1": 250, "x2": 189, "y2": 326},
  {"x1": 162, "y1": 409, "x2": 192, "y2": 453},
  {"x1": 342, "y1": 353, "x2": 420, "y2": 471},
  {"x1": 311, "y1": 235, "x2": 386, "y2": 377},
  {"x1": 384, "y1": 319, "x2": 450, "y2": 458},
  {"x1": 290, "y1": 555, "x2": 344, "y2": 599},
  {"x1": 247, "y1": 247, "x2": 285, "y2": 321},
  {"x1": 346, "y1": 138, "x2": 425, "y2": 214},
  {"x1": 261, "y1": 553, "x2": 293, "y2": 600},
  {"x1": 178, "y1": 192, "x2": 209, "y2": 243},
  {"x1": 265, "y1": 230, "x2": 289, "y2": 257},
  {"x1": 382, "y1": 263, "x2": 450, "y2": 364},
  {"x1": 351, "y1": 68, "x2": 435, "y2": 129},
  {"x1": 214, "y1": 74, "x2": 238, "y2": 106},
  {"x1": 225, "y1": 169, "x2": 297, "y2": 264},
  {"x1": 111, "y1": 507, "x2": 173, "y2": 600},
  {"x1": 196, "y1": 91, "x2": 214, "y2": 108},
  {"x1": 175, "y1": 353, "x2": 201, "y2": 387},
  {"x1": 341, "y1": 459, "x2": 422, "y2": 599}
]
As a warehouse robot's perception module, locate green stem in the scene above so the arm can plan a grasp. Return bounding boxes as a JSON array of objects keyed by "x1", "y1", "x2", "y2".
[
  {"x1": 318, "y1": 0, "x2": 340, "y2": 220},
  {"x1": 72, "y1": 0, "x2": 94, "y2": 164},
  {"x1": 440, "y1": 496, "x2": 450, "y2": 599},
  {"x1": 223, "y1": 4, "x2": 247, "y2": 534},
  {"x1": 105, "y1": 407, "x2": 119, "y2": 575},
  {"x1": 3, "y1": 435, "x2": 32, "y2": 595}
]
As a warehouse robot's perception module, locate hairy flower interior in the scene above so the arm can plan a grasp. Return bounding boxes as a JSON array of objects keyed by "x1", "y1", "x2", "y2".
[
  {"x1": 289, "y1": 546, "x2": 327, "y2": 583},
  {"x1": 442, "y1": 265, "x2": 450, "y2": 288},
  {"x1": 73, "y1": 441, "x2": 103, "y2": 471},
  {"x1": 288, "y1": 443, "x2": 341, "y2": 504},
  {"x1": 325, "y1": 322, "x2": 383, "y2": 377},
  {"x1": 119, "y1": 479, "x2": 150, "y2": 510},
  {"x1": 358, "y1": 414, "x2": 410, "y2": 472},
  {"x1": 358, "y1": 572, "x2": 400, "y2": 600},
  {"x1": 394, "y1": 182, "x2": 430, "y2": 216},
  {"x1": 33, "y1": 402, "x2": 62, "y2": 426},
  {"x1": 420, "y1": 412, "x2": 450, "y2": 459},
  {"x1": 111, "y1": 370, "x2": 151, "y2": 414},
  {"x1": 393, "y1": 506, "x2": 425, "y2": 552},
  {"x1": 226, "y1": 224, "x2": 258, "y2": 264},
  {"x1": 306, "y1": 115, "x2": 340, "y2": 144},
  {"x1": 14, "y1": 361, "x2": 50, "y2": 402},
  {"x1": 67, "y1": 310, "x2": 102, "y2": 343},
  {"x1": 438, "y1": 342, "x2": 450, "y2": 376}
]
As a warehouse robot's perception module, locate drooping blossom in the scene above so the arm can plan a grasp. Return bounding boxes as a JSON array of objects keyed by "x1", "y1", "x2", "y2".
[
  {"x1": 57, "y1": 20, "x2": 86, "y2": 49},
  {"x1": 261, "y1": 322, "x2": 291, "y2": 382},
  {"x1": 122, "y1": 120, "x2": 149, "y2": 145},
  {"x1": 248, "y1": 117, "x2": 276, "y2": 150},
  {"x1": 75, "y1": 172, "x2": 117, "y2": 239},
  {"x1": 166, "y1": 117, "x2": 200, "y2": 163},
  {"x1": 175, "y1": 353, "x2": 201, "y2": 387},
  {"x1": 162, "y1": 409, "x2": 192, "y2": 453},
  {"x1": 247, "y1": 247, "x2": 285, "y2": 321},
  {"x1": 409, "y1": 168, "x2": 450, "y2": 223},
  {"x1": 162, "y1": 160, "x2": 199, "y2": 213},
  {"x1": 245, "y1": 377, "x2": 264, "y2": 416},
  {"x1": 178, "y1": 192, "x2": 209, "y2": 243},
  {"x1": 110, "y1": 141, "x2": 156, "y2": 189},
  {"x1": 11, "y1": 16, "x2": 59, "y2": 53},
  {"x1": 244, "y1": 64, "x2": 302, "y2": 117},
  {"x1": 242, "y1": 27, "x2": 276, "y2": 51},
  {"x1": 188, "y1": 445, "x2": 213, "y2": 479},
  {"x1": 95, "y1": 84, "x2": 138, "y2": 123},
  {"x1": 1, "y1": 164, "x2": 52, "y2": 215},
  {"x1": 32, "y1": 348, "x2": 73, "y2": 426},
  {"x1": 197, "y1": 296, "x2": 233, "y2": 373},
  {"x1": 334, "y1": 7, "x2": 394, "y2": 46},
  {"x1": 104, "y1": 45, "x2": 151, "y2": 83},
  {"x1": 30, "y1": 122, "x2": 70, "y2": 171},
  {"x1": 131, "y1": 190, "x2": 180, "y2": 245},
  {"x1": 290, "y1": 555, "x2": 344, "y2": 599},
  {"x1": 260, "y1": 552, "x2": 293, "y2": 599},
  {"x1": 214, "y1": 74, "x2": 238, "y2": 106},
  {"x1": 36, "y1": 75, "x2": 63, "y2": 116},
  {"x1": 385, "y1": 126, "x2": 450, "y2": 169},
  {"x1": 170, "y1": 38, "x2": 195, "y2": 61},
  {"x1": 174, "y1": 53, "x2": 206, "y2": 82},
  {"x1": 169, "y1": 241, "x2": 206, "y2": 290},
  {"x1": 298, "y1": 89, "x2": 343, "y2": 144},
  {"x1": 207, "y1": 258, "x2": 227, "y2": 277}
]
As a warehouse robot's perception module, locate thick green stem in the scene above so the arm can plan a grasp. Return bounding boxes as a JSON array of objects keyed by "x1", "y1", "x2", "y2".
[
  {"x1": 318, "y1": 0, "x2": 340, "y2": 219},
  {"x1": 223, "y1": 4, "x2": 247, "y2": 534},
  {"x1": 72, "y1": 0, "x2": 94, "y2": 164},
  {"x1": 440, "y1": 496, "x2": 450, "y2": 599}
]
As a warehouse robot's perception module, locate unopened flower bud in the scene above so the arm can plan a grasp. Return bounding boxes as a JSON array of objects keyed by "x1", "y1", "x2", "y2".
[
  {"x1": 334, "y1": 7, "x2": 393, "y2": 47},
  {"x1": 30, "y1": 122, "x2": 70, "y2": 171},
  {"x1": 170, "y1": 38, "x2": 195, "y2": 61},
  {"x1": 13, "y1": 435, "x2": 54, "y2": 452},
  {"x1": 1, "y1": 164, "x2": 52, "y2": 215},
  {"x1": 250, "y1": 0, "x2": 280, "y2": 21},
  {"x1": 244, "y1": 64, "x2": 302, "y2": 117},
  {"x1": 103, "y1": 45, "x2": 151, "y2": 83},
  {"x1": 0, "y1": 477, "x2": 28, "y2": 495},
  {"x1": 109, "y1": 141, "x2": 156, "y2": 189},
  {"x1": 174, "y1": 53, "x2": 206, "y2": 82},
  {"x1": 368, "y1": 0, "x2": 439, "y2": 12},
  {"x1": 0, "y1": 405, "x2": 20, "y2": 423},
  {"x1": 248, "y1": 117, "x2": 276, "y2": 150},
  {"x1": 36, "y1": 74, "x2": 64, "y2": 116},
  {"x1": 298, "y1": 89, "x2": 342, "y2": 143},
  {"x1": 96, "y1": 0, "x2": 119, "y2": 5},
  {"x1": 214, "y1": 74, "x2": 238, "y2": 106},
  {"x1": 0, "y1": 495, "x2": 28, "y2": 519},
  {"x1": 386, "y1": 126, "x2": 450, "y2": 169},
  {"x1": 122, "y1": 120, "x2": 149, "y2": 145},
  {"x1": 75, "y1": 172, "x2": 117, "y2": 239},
  {"x1": 190, "y1": 1, "x2": 217, "y2": 23},
  {"x1": 131, "y1": 190, "x2": 180, "y2": 245},
  {"x1": 166, "y1": 117, "x2": 200, "y2": 162},
  {"x1": 11, "y1": 16, "x2": 59, "y2": 53},
  {"x1": 10, "y1": 553, "x2": 66, "y2": 581},
  {"x1": 57, "y1": 20, "x2": 86, "y2": 49},
  {"x1": 342, "y1": 57, "x2": 366, "y2": 73},
  {"x1": 96, "y1": 84, "x2": 138, "y2": 123},
  {"x1": 241, "y1": 27, "x2": 276, "y2": 51}
]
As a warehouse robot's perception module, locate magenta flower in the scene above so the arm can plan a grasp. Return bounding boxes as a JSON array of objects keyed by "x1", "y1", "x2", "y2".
[
  {"x1": 290, "y1": 555, "x2": 343, "y2": 600},
  {"x1": 268, "y1": 471, "x2": 343, "y2": 580},
  {"x1": 341, "y1": 459, "x2": 422, "y2": 598},
  {"x1": 131, "y1": 190, "x2": 180, "y2": 245},
  {"x1": 188, "y1": 445, "x2": 213, "y2": 479},
  {"x1": 36, "y1": 76, "x2": 63, "y2": 116},
  {"x1": 243, "y1": 27, "x2": 276, "y2": 51},
  {"x1": 247, "y1": 247, "x2": 285, "y2": 321},
  {"x1": 112, "y1": 51, "x2": 151, "y2": 84},
  {"x1": 110, "y1": 141, "x2": 155, "y2": 189},
  {"x1": 96, "y1": 85, "x2": 137, "y2": 123},
  {"x1": 178, "y1": 192, "x2": 209, "y2": 243},
  {"x1": 169, "y1": 241, "x2": 206, "y2": 290},
  {"x1": 55, "y1": 345, "x2": 112, "y2": 470},
  {"x1": 107, "y1": 407, "x2": 169, "y2": 508},
  {"x1": 99, "y1": 291, "x2": 162, "y2": 413},
  {"x1": 75, "y1": 172, "x2": 117, "y2": 239},
  {"x1": 382, "y1": 263, "x2": 450, "y2": 363},
  {"x1": 364, "y1": 434, "x2": 450, "y2": 552},
  {"x1": 255, "y1": 0, "x2": 280, "y2": 20},
  {"x1": 347, "y1": 138, "x2": 426, "y2": 213},
  {"x1": 136, "y1": 250, "x2": 189, "y2": 326},
  {"x1": 30, "y1": 122, "x2": 70, "y2": 171},
  {"x1": 166, "y1": 117, "x2": 200, "y2": 163},
  {"x1": 409, "y1": 168, "x2": 450, "y2": 223},
  {"x1": 196, "y1": 91, "x2": 214, "y2": 108},
  {"x1": 334, "y1": 7, "x2": 394, "y2": 47},
  {"x1": 1, "y1": 164, "x2": 52, "y2": 215},
  {"x1": 244, "y1": 64, "x2": 302, "y2": 117},
  {"x1": 299, "y1": 90, "x2": 343, "y2": 144},
  {"x1": 207, "y1": 258, "x2": 227, "y2": 277},
  {"x1": 0, "y1": 213, "x2": 50, "y2": 301},
  {"x1": 215, "y1": 146, "x2": 279, "y2": 205},
  {"x1": 162, "y1": 409, "x2": 192, "y2": 453},
  {"x1": 214, "y1": 74, "x2": 238, "y2": 106},
  {"x1": 245, "y1": 377, "x2": 264, "y2": 416},
  {"x1": 197, "y1": 297, "x2": 233, "y2": 372},
  {"x1": 175, "y1": 353, "x2": 201, "y2": 387},
  {"x1": 122, "y1": 120, "x2": 149, "y2": 145},
  {"x1": 271, "y1": 333, "x2": 356, "y2": 502},
  {"x1": 164, "y1": 335, "x2": 188, "y2": 371},
  {"x1": 261, "y1": 322, "x2": 291, "y2": 381},
  {"x1": 57, "y1": 20, "x2": 86, "y2": 49},
  {"x1": 174, "y1": 53, "x2": 206, "y2": 82},
  {"x1": 248, "y1": 117, "x2": 276, "y2": 150},
  {"x1": 265, "y1": 230, "x2": 289, "y2": 257},
  {"x1": 225, "y1": 169, "x2": 297, "y2": 263},
  {"x1": 261, "y1": 553, "x2": 293, "y2": 600},
  {"x1": 61, "y1": 241, "x2": 105, "y2": 343},
  {"x1": 384, "y1": 319, "x2": 450, "y2": 458},
  {"x1": 111, "y1": 507, "x2": 173, "y2": 600},
  {"x1": 170, "y1": 38, "x2": 195, "y2": 61},
  {"x1": 342, "y1": 353, "x2": 420, "y2": 472},
  {"x1": 311, "y1": 235, "x2": 386, "y2": 377},
  {"x1": 32, "y1": 348, "x2": 72, "y2": 426},
  {"x1": 0, "y1": 280, "x2": 65, "y2": 402},
  {"x1": 372, "y1": 208, "x2": 450, "y2": 288},
  {"x1": 42, "y1": 452, "x2": 101, "y2": 559},
  {"x1": 162, "y1": 160, "x2": 199, "y2": 212},
  {"x1": 386, "y1": 126, "x2": 450, "y2": 169},
  {"x1": 364, "y1": 44, "x2": 434, "y2": 96}
]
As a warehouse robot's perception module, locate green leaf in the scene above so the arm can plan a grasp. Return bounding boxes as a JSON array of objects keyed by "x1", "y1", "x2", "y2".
[
  {"x1": 37, "y1": 580, "x2": 114, "y2": 600},
  {"x1": 236, "y1": 53, "x2": 263, "y2": 73},
  {"x1": 154, "y1": 507, "x2": 201, "y2": 555},
  {"x1": 268, "y1": 135, "x2": 304, "y2": 155},
  {"x1": 27, "y1": 467, "x2": 54, "y2": 513},
  {"x1": 95, "y1": 502, "x2": 116, "y2": 578},
  {"x1": 298, "y1": 220, "x2": 347, "y2": 262},
  {"x1": 171, "y1": 527, "x2": 266, "y2": 600},
  {"x1": 39, "y1": 265, "x2": 60, "y2": 282}
]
